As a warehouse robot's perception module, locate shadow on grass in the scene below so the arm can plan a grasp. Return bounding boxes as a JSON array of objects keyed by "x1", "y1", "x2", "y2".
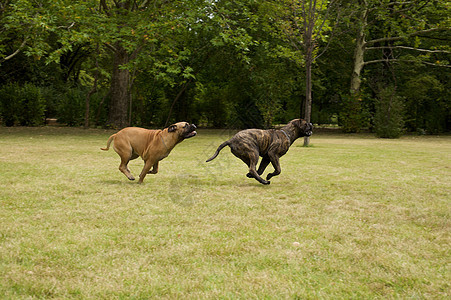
[
  {"x1": 97, "y1": 171, "x2": 277, "y2": 192},
  {"x1": 168, "y1": 173, "x2": 272, "y2": 206},
  {"x1": 97, "y1": 179, "x2": 138, "y2": 185}
]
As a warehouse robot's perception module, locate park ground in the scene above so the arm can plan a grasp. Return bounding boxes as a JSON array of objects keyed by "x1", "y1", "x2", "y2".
[{"x1": 0, "y1": 126, "x2": 449, "y2": 298}]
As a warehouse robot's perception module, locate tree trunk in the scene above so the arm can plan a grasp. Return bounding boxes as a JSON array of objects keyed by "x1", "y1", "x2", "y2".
[
  {"x1": 350, "y1": 34, "x2": 365, "y2": 95},
  {"x1": 303, "y1": 51, "x2": 313, "y2": 146},
  {"x1": 304, "y1": 56, "x2": 312, "y2": 123},
  {"x1": 350, "y1": 2, "x2": 368, "y2": 96},
  {"x1": 108, "y1": 46, "x2": 131, "y2": 128}
]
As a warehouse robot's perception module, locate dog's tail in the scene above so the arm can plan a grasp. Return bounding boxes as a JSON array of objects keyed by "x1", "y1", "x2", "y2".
[
  {"x1": 100, "y1": 134, "x2": 116, "y2": 151},
  {"x1": 206, "y1": 141, "x2": 230, "y2": 162}
]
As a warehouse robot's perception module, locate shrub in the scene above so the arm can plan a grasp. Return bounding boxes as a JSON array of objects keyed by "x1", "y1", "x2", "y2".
[
  {"x1": 374, "y1": 87, "x2": 405, "y2": 138},
  {"x1": 56, "y1": 87, "x2": 85, "y2": 126},
  {"x1": 18, "y1": 83, "x2": 46, "y2": 126},
  {"x1": 339, "y1": 94, "x2": 369, "y2": 133},
  {"x1": 0, "y1": 83, "x2": 20, "y2": 126},
  {"x1": 0, "y1": 83, "x2": 46, "y2": 126}
]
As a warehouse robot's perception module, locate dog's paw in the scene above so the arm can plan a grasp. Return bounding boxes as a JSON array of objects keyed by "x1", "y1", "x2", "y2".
[{"x1": 263, "y1": 180, "x2": 271, "y2": 185}]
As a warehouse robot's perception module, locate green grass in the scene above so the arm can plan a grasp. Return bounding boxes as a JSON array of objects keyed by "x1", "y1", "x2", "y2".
[{"x1": 0, "y1": 126, "x2": 449, "y2": 299}]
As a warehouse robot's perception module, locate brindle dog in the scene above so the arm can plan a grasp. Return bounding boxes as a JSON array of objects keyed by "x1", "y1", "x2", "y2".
[{"x1": 206, "y1": 119, "x2": 313, "y2": 185}]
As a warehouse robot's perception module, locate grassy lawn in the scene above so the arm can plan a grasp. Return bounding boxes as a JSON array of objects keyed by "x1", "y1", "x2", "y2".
[{"x1": 0, "y1": 126, "x2": 449, "y2": 299}]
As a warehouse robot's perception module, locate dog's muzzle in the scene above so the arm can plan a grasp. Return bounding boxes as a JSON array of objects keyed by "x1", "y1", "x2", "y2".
[
  {"x1": 305, "y1": 123, "x2": 313, "y2": 136},
  {"x1": 184, "y1": 124, "x2": 197, "y2": 139}
]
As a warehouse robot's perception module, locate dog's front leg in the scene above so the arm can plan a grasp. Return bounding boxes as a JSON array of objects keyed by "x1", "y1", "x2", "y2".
[
  {"x1": 266, "y1": 154, "x2": 281, "y2": 181},
  {"x1": 138, "y1": 160, "x2": 155, "y2": 183},
  {"x1": 148, "y1": 161, "x2": 159, "y2": 174}
]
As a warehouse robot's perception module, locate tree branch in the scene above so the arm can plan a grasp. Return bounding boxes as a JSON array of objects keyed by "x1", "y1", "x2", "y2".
[
  {"x1": 99, "y1": 0, "x2": 111, "y2": 16},
  {"x1": 365, "y1": 28, "x2": 447, "y2": 45},
  {"x1": 58, "y1": 22, "x2": 76, "y2": 30},
  {"x1": 130, "y1": 44, "x2": 144, "y2": 60},
  {"x1": 366, "y1": 45, "x2": 451, "y2": 54},
  {"x1": 313, "y1": 5, "x2": 342, "y2": 62},
  {"x1": 364, "y1": 58, "x2": 451, "y2": 68},
  {"x1": 104, "y1": 42, "x2": 118, "y2": 53},
  {"x1": 0, "y1": 37, "x2": 28, "y2": 63}
]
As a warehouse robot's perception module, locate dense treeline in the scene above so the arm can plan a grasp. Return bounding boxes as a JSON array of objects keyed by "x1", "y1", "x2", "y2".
[{"x1": 0, "y1": 0, "x2": 449, "y2": 136}]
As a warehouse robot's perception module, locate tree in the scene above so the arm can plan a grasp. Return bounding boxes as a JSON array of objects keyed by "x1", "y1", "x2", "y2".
[
  {"x1": 342, "y1": 0, "x2": 450, "y2": 134},
  {"x1": 44, "y1": 0, "x2": 199, "y2": 128},
  {"x1": 349, "y1": 0, "x2": 450, "y2": 96},
  {"x1": 269, "y1": 0, "x2": 342, "y2": 145},
  {"x1": 205, "y1": 0, "x2": 300, "y2": 128},
  {"x1": 89, "y1": 1, "x2": 174, "y2": 128},
  {"x1": 1, "y1": 0, "x2": 448, "y2": 132}
]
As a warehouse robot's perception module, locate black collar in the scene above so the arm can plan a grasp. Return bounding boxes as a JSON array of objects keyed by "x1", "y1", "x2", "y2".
[{"x1": 280, "y1": 129, "x2": 291, "y2": 142}]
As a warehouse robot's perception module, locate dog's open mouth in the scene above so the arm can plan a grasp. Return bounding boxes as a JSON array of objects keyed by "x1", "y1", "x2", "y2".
[
  {"x1": 304, "y1": 123, "x2": 313, "y2": 136},
  {"x1": 185, "y1": 131, "x2": 197, "y2": 138},
  {"x1": 184, "y1": 124, "x2": 197, "y2": 139}
]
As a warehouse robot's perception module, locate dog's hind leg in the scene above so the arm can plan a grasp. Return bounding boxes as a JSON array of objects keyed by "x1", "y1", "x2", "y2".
[
  {"x1": 113, "y1": 141, "x2": 136, "y2": 181},
  {"x1": 257, "y1": 157, "x2": 271, "y2": 175},
  {"x1": 246, "y1": 156, "x2": 270, "y2": 178},
  {"x1": 231, "y1": 147, "x2": 270, "y2": 185},
  {"x1": 118, "y1": 156, "x2": 135, "y2": 181}
]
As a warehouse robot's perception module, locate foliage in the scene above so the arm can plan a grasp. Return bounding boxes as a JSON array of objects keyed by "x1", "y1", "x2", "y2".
[
  {"x1": 344, "y1": 0, "x2": 450, "y2": 134},
  {"x1": 0, "y1": 0, "x2": 55, "y2": 63},
  {"x1": 399, "y1": 70, "x2": 449, "y2": 134},
  {"x1": 0, "y1": 0, "x2": 449, "y2": 134}
]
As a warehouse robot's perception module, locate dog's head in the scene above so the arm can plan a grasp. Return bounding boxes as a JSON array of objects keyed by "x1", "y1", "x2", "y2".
[
  {"x1": 167, "y1": 122, "x2": 197, "y2": 139},
  {"x1": 291, "y1": 119, "x2": 313, "y2": 137}
]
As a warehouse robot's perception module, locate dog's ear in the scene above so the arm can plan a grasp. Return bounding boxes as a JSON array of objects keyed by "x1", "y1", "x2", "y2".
[
  {"x1": 168, "y1": 124, "x2": 177, "y2": 132},
  {"x1": 293, "y1": 119, "x2": 302, "y2": 128}
]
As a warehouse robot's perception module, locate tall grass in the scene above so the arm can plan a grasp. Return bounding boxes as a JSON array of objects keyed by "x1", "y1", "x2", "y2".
[{"x1": 0, "y1": 127, "x2": 449, "y2": 298}]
